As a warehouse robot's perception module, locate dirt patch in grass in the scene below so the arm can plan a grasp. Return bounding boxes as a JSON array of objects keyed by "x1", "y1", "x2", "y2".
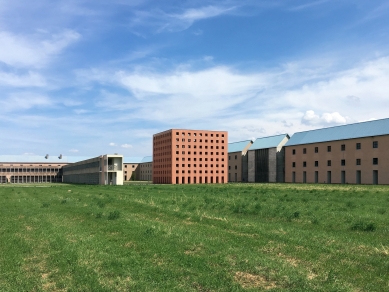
[
  {"x1": 261, "y1": 241, "x2": 286, "y2": 253},
  {"x1": 192, "y1": 282, "x2": 211, "y2": 292},
  {"x1": 184, "y1": 244, "x2": 203, "y2": 255},
  {"x1": 124, "y1": 241, "x2": 136, "y2": 248},
  {"x1": 374, "y1": 245, "x2": 389, "y2": 256},
  {"x1": 307, "y1": 270, "x2": 318, "y2": 280},
  {"x1": 234, "y1": 271, "x2": 277, "y2": 290},
  {"x1": 277, "y1": 253, "x2": 299, "y2": 267}
]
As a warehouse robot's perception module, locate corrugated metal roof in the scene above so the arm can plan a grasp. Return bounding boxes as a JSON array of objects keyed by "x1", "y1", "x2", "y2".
[
  {"x1": 250, "y1": 134, "x2": 289, "y2": 150},
  {"x1": 123, "y1": 157, "x2": 144, "y2": 163},
  {"x1": 286, "y1": 118, "x2": 389, "y2": 146},
  {"x1": 140, "y1": 156, "x2": 152, "y2": 163},
  {"x1": 0, "y1": 155, "x2": 92, "y2": 164},
  {"x1": 228, "y1": 140, "x2": 252, "y2": 153}
]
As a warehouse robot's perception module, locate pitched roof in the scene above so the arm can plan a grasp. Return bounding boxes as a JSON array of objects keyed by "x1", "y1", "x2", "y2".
[
  {"x1": 228, "y1": 140, "x2": 252, "y2": 153},
  {"x1": 286, "y1": 118, "x2": 389, "y2": 146},
  {"x1": 140, "y1": 156, "x2": 152, "y2": 163},
  {"x1": 249, "y1": 134, "x2": 289, "y2": 150}
]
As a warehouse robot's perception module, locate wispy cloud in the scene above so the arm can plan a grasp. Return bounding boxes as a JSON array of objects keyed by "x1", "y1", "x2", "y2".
[
  {"x1": 85, "y1": 54, "x2": 389, "y2": 141},
  {"x1": 0, "y1": 93, "x2": 53, "y2": 112},
  {"x1": 130, "y1": 5, "x2": 237, "y2": 33},
  {"x1": 0, "y1": 30, "x2": 80, "y2": 68},
  {"x1": 0, "y1": 71, "x2": 46, "y2": 87},
  {"x1": 174, "y1": 6, "x2": 236, "y2": 22},
  {"x1": 289, "y1": 0, "x2": 331, "y2": 11}
]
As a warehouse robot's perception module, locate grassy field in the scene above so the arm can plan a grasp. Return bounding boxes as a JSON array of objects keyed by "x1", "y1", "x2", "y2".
[{"x1": 0, "y1": 183, "x2": 388, "y2": 291}]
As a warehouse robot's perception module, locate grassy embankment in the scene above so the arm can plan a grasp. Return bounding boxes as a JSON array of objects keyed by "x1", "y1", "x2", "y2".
[{"x1": 0, "y1": 183, "x2": 388, "y2": 291}]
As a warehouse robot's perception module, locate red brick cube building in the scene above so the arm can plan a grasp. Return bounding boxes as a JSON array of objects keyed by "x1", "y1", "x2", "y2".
[{"x1": 153, "y1": 129, "x2": 228, "y2": 184}]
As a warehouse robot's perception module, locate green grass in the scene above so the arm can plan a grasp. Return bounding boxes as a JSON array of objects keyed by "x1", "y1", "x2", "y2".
[{"x1": 0, "y1": 183, "x2": 388, "y2": 291}]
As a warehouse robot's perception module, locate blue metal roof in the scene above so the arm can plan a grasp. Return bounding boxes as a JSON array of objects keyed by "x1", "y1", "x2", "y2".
[
  {"x1": 141, "y1": 156, "x2": 152, "y2": 163},
  {"x1": 228, "y1": 140, "x2": 252, "y2": 153},
  {"x1": 286, "y1": 118, "x2": 389, "y2": 146},
  {"x1": 250, "y1": 134, "x2": 289, "y2": 150},
  {"x1": 123, "y1": 157, "x2": 144, "y2": 163}
]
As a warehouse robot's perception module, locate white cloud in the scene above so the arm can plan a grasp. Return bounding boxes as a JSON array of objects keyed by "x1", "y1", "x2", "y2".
[
  {"x1": 121, "y1": 144, "x2": 133, "y2": 148},
  {"x1": 0, "y1": 30, "x2": 80, "y2": 68},
  {"x1": 109, "y1": 142, "x2": 117, "y2": 146},
  {"x1": 77, "y1": 54, "x2": 389, "y2": 145},
  {"x1": 175, "y1": 6, "x2": 235, "y2": 22},
  {"x1": 106, "y1": 66, "x2": 268, "y2": 123},
  {"x1": 116, "y1": 66, "x2": 265, "y2": 98},
  {"x1": 130, "y1": 5, "x2": 236, "y2": 33},
  {"x1": 73, "y1": 109, "x2": 89, "y2": 114},
  {"x1": 0, "y1": 93, "x2": 53, "y2": 112},
  {"x1": 290, "y1": 0, "x2": 331, "y2": 11},
  {"x1": 302, "y1": 110, "x2": 348, "y2": 126},
  {"x1": 0, "y1": 71, "x2": 46, "y2": 87},
  {"x1": 69, "y1": 149, "x2": 79, "y2": 153},
  {"x1": 86, "y1": 55, "x2": 389, "y2": 139}
]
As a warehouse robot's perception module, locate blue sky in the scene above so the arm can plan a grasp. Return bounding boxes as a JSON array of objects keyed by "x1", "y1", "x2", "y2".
[{"x1": 1, "y1": 0, "x2": 389, "y2": 157}]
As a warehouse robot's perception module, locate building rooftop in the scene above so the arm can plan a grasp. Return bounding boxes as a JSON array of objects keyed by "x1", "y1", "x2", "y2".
[
  {"x1": 250, "y1": 134, "x2": 289, "y2": 150},
  {"x1": 141, "y1": 156, "x2": 152, "y2": 163},
  {"x1": 0, "y1": 155, "x2": 91, "y2": 164},
  {"x1": 153, "y1": 129, "x2": 228, "y2": 136},
  {"x1": 228, "y1": 140, "x2": 253, "y2": 153},
  {"x1": 286, "y1": 118, "x2": 389, "y2": 146}
]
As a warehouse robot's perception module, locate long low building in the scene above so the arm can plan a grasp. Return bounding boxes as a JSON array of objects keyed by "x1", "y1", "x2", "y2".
[
  {"x1": 0, "y1": 155, "x2": 75, "y2": 183},
  {"x1": 62, "y1": 154, "x2": 123, "y2": 185},
  {"x1": 285, "y1": 118, "x2": 389, "y2": 185}
]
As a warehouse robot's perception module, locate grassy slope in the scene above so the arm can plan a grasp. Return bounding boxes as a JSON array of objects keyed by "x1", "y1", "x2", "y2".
[{"x1": 0, "y1": 183, "x2": 388, "y2": 291}]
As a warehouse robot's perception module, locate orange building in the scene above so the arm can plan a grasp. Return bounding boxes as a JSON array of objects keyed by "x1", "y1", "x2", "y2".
[{"x1": 153, "y1": 129, "x2": 228, "y2": 184}]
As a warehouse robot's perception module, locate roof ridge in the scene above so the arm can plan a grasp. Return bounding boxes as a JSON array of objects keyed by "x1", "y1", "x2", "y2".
[
  {"x1": 286, "y1": 117, "x2": 389, "y2": 146},
  {"x1": 255, "y1": 133, "x2": 288, "y2": 139},
  {"x1": 292, "y1": 118, "x2": 389, "y2": 135},
  {"x1": 228, "y1": 139, "x2": 252, "y2": 144}
]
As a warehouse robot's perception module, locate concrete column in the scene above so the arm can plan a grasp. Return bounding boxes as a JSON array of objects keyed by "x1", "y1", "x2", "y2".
[
  {"x1": 268, "y1": 148, "x2": 277, "y2": 183},
  {"x1": 248, "y1": 151, "x2": 255, "y2": 182}
]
